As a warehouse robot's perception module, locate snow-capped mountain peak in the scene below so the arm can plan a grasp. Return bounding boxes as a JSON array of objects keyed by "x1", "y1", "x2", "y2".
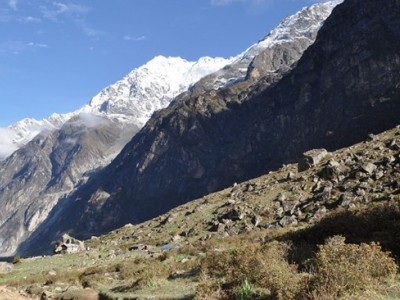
[
  {"x1": 0, "y1": 55, "x2": 233, "y2": 160},
  {"x1": 238, "y1": 0, "x2": 343, "y2": 64},
  {"x1": 81, "y1": 55, "x2": 234, "y2": 126},
  {"x1": 187, "y1": 0, "x2": 342, "y2": 92},
  {"x1": 259, "y1": 0, "x2": 342, "y2": 46}
]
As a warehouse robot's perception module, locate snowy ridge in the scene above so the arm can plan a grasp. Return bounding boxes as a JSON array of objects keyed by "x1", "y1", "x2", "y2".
[
  {"x1": 239, "y1": 0, "x2": 342, "y2": 62},
  {"x1": 254, "y1": 0, "x2": 342, "y2": 50},
  {"x1": 81, "y1": 55, "x2": 233, "y2": 126},
  {"x1": 190, "y1": 0, "x2": 342, "y2": 90},
  {"x1": 0, "y1": 55, "x2": 233, "y2": 159},
  {"x1": 9, "y1": 113, "x2": 73, "y2": 145},
  {"x1": 0, "y1": 113, "x2": 73, "y2": 159}
]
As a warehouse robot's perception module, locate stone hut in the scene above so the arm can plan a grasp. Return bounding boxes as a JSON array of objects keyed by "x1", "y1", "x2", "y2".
[{"x1": 53, "y1": 233, "x2": 85, "y2": 254}]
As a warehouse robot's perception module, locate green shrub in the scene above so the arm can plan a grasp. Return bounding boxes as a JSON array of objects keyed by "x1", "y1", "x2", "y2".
[
  {"x1": 310, "y1": 235, "x2": 397, "y2": 298},
  {"x1": 236, "y1": 278, "x2": 253, "y2": 300},
  {"x1": 12, "y1": 255, "x2": 21, "y2": 264},
  {"x1": 199, "y1": 241, "x2": 303, "y2": 300}
]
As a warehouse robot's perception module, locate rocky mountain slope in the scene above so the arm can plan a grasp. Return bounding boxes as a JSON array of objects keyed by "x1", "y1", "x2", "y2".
[
  {"x1": 0, "y1": 1, "x2": 339, "y2": 257},
  {"x1": 18, "y1": 0, "x2": 400, "y2": 256},
  {"x1": 3, "y1": 121, "x2": 400, "y2": 300}
]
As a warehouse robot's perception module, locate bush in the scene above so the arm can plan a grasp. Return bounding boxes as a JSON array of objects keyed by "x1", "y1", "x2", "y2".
[
  {"x1": 236, "y1": 278, "x2": 254, "y2": 300},
  {"x1": 199, "y1": 241, "x2": 303, "y2": 300},
  {"x1": 12, "y1": 255, "x2": 21, "y2": 264},
  {"x1": 310, "y1": 235, "x2": 397, "y2": 298}
]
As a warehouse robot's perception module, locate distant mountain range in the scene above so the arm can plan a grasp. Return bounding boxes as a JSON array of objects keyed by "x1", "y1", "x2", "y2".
[{"x1": 0, "y1": 0, "x2": 342, "y2": 256}]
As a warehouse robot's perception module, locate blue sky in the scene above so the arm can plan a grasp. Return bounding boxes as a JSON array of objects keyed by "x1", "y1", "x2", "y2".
[{"x1": 0, "y1": 0, "x2": 325, "y2": 127}]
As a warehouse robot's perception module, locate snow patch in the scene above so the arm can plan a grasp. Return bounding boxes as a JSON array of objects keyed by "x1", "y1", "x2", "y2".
[{"x1": 0, "y1": 128, "x2": 18, "y2": 160}]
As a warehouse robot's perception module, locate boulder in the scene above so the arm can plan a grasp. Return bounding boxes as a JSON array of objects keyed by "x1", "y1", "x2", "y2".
[
  {"x1": 282, "y1": 200, "x2": 300, "y2": 214},
  {"x1": 279, "y1": 215, "x2": 298, "y2": 227},
  {"x1": 361, "y1": 162, "x2": 377, "y2": 175},
  {"x1": 298, "y1": 149, "x2": 328, "y2": 171},
  {"x1": 41, "y1": 291, "x2": 53, "y2": 300}
]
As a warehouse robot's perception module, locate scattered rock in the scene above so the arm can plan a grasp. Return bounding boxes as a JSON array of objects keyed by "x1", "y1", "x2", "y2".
[
  {"x1": 287, "y1": 171, "x2": 296, "y2": 180},
  {"x1": 361, "y1": 162, "x2": 377, "y2": 175},
  {"x1": 355, "y1": 188, "x2": 366, "y2": 197},
  {"x1": 251, "y1": 215, "x2": 262, "y2": 227},
  {"x1": 276, "y1": 193, "x2": 286, "y2": 202},
  {"x1": 276, "y1": 207, "x2": 285, "y2": 218},
  {"x1": 314, "y1": 206, "x2": 327, "y2": 220},
  {"x1": 159, "y1": 213, "x2": 177, "y2": 226},
  {"x1": 172, "y1": 235, "x2": 182, "y2": 242},
  {"x1": 208, "y1": 221, "x2": 225, "y2": 233},
  {"x1": 129, "y1": 244, "x2": 155, "y2": 252},
  {"x1": 279, "y1": 215, "x2": 298, "y2": 227},
  {"x1": 169, "y1": 267, "x2": 200, "y2": 279},
  {"x1": 41, "y1": 291, "x2": 52, "y2": 300},
  {"x1": 374, "y1": 169, "x2": 385, "y2": 180},
  {"x1": 367, "y1": 133, "x2": 379, "y2": 141},
  {"x1": 282, "y1": 200, "x2": 300, "y2": 214},
  {"x1": 388, "y1": 139, "x2": 400, "y2": 150}
]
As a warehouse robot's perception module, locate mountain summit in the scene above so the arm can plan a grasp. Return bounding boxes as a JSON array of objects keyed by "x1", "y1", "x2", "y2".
[{"x1": 82, "y1": 55, "x2": 234, "y2": 126}]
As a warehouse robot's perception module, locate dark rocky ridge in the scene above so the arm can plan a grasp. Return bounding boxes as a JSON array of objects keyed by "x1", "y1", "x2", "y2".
[{"x1": 18, "y1": 0, "x2": 400, "y2": 255}]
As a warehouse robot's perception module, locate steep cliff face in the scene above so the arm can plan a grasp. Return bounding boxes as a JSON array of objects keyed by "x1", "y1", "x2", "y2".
[{"x1": 57, "y1": 0, "x2": 400, "y2": 233}]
